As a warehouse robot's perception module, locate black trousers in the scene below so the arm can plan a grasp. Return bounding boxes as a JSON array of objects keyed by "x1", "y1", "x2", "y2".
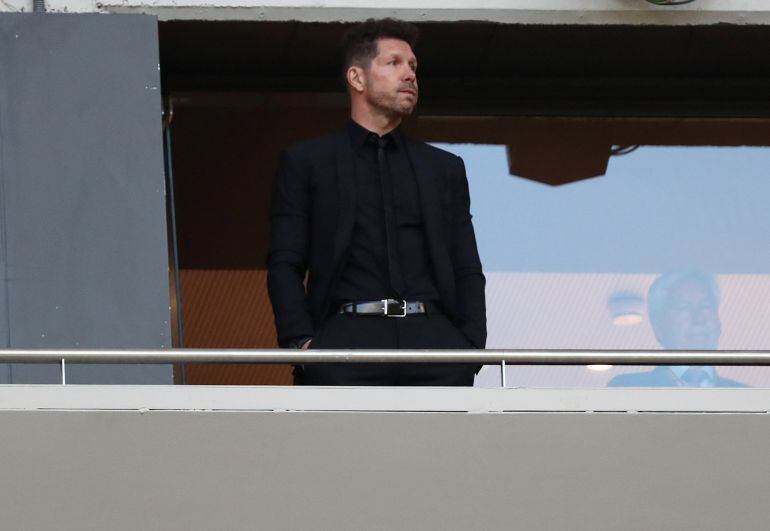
[{"x1": 294, "y1": 312, "x2": 478, "y2": 386}]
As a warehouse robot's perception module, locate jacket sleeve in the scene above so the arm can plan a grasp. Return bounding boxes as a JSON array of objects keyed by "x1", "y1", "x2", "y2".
[
  {"x1": 267, "y1": 149, "x2": 315, "y2": 347},
  {"x1": 449, "y1": 155, "x2": 487, "y2": 349}
]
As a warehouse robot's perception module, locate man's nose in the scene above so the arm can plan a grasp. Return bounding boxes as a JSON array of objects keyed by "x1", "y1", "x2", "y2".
[
  {"x1": 403, "y1": 67, "x2": 416, "y2": 83},
  {"x1": 690, "y1": 307, "x2": 710, "y2": 324}
]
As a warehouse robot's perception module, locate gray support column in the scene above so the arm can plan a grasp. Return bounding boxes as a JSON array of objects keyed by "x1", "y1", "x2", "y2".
[{"x1": 0, "y1": 14, "x2": 172, "y2": 383}]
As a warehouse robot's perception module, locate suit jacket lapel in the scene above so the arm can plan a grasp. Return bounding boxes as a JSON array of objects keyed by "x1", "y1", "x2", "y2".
[
  {"x1": 332, "y1": 130, "x2": 356, "y2": 269},
  {"x1": 404, "y1": 138, "x2": 450, "y2": 268},
  {"x1": 656, "y1": 366, "x2": 680, "y2": 386}
]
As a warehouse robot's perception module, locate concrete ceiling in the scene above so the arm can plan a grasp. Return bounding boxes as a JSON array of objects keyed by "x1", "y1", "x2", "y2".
[
  {"x1": 160, "y1": 21, "x2": 770, "y2": 78},
  {"x1": 159, "y1": 21, "x2": 770, "y2": 117}
]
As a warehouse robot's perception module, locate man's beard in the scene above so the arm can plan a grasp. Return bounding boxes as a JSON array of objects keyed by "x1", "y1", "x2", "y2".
[{"x1": 367, "y1": 84, "x2": 417, "y2": 117}]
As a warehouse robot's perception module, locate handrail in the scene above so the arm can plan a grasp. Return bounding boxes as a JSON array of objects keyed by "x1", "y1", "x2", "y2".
[{"x1": 0, "y1": 349, "x2": 769, "y2": 365}]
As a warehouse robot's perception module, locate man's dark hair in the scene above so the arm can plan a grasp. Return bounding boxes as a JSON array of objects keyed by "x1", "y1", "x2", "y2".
[{"x1": 341, "y1": 18, "x2": 419, "y2": 71}]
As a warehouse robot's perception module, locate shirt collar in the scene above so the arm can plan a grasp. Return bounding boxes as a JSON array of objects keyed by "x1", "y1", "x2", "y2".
[
  {"x1": 347, "y1": 119, "x2": 403, "y2": 151},
  {"x1": 670, "y1": 365, "x2": 716, "y2": 381}
]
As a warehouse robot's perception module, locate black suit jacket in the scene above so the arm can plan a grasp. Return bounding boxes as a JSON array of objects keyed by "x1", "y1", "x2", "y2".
[
  {"x1": 267, "y1": 127, "x2": 486, "y2": 349},
  {"x1": 607, "y1": 366, "x2": 748, "y2": 388}
]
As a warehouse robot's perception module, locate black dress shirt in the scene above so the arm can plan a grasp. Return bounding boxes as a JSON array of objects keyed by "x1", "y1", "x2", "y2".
[{"x1": 333, "y1": 120, "x2": 440, "y2": 304}]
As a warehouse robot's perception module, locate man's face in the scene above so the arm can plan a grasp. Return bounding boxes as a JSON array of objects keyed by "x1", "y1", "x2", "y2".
[
  {"x1": 657, "y1": 280, "x2": 721, "y2": 349},
  {"x1": 361, "y1": 38, "x2": 418, "y2": 117}
]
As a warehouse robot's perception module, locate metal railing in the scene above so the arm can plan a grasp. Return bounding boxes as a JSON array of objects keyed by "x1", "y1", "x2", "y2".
[
  {"x1": 0, "y1": 348, "x2": 769, "y2": 364},
  {"x1": 1, "y1": 348, "x2": 769, "y2": 385}
]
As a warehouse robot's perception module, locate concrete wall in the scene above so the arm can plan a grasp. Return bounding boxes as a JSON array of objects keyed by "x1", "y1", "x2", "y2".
[
  {"x1": 0, "y1": 14, "x2": 172, "y2": 383},
  {"x1": 2, "y1": 0, "x2": 770, "y2": 24},
  {"x1": 1, "y1": 386, "x2": 768, "y2": 530}
]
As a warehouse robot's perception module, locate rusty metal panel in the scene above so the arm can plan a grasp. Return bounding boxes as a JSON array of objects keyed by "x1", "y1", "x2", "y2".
[{"x1": 180, "y1": 269, "x2": 291, "y2": 384}]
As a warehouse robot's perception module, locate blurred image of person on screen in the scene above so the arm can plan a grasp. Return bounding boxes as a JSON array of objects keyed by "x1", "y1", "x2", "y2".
[{"x1": 608, "y1": 270, "x2": 746, "y2": 388}]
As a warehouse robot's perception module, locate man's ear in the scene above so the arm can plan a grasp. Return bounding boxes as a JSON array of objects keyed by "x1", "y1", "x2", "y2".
[{"x1": 347, "y1": 66, "x2": 365, "y2": 93}]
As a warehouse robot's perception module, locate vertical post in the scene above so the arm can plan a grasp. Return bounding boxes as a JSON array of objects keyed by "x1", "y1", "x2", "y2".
[
  {"x1": 501, "y1": 359, "x2": 507, "y2": 388},
  {"x1": 163, "y1": 99, "x2": 186, "y2": 385},
  {"x1": 60, "y1": 357, "x2": 66, "y2": 385}
]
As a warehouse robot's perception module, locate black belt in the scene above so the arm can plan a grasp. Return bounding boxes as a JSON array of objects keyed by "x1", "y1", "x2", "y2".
[{"x1": 339, "y1": 299, "x2": 439, "y2": 317}]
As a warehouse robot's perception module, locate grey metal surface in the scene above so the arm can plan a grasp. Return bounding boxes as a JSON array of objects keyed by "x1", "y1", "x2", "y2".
[
  {"x1": 0, "y1": 21, "x2": 9, "y2": 355},
  {"x1": 0, "y1": 348, "x2": 769, "y2": 365},
  {"x1": 1, "y1": 384, "x2": 770, "y2": 413},
  {"x1": 101, "y1": 2, "x2": 770, "y2": 26},
  {"x1": 0, "y1": 405, "x2": 768, "y2": 530},
  {"x1": 0, "y1": 14, "x2": 171, "y2": 383}
]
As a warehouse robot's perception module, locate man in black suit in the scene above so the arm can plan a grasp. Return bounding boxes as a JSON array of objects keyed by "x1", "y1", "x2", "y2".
[
  {"x1": 609, "y1": 271, "x2": 746, "y2": 388},
  {"x1": 267, "y1": 19, "x2": 486, "y2": 385}
]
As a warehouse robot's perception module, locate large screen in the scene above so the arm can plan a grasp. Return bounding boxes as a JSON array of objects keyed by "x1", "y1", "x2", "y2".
[{"x1": 427, "y1": 128, "x2": 770, "y2": 388}]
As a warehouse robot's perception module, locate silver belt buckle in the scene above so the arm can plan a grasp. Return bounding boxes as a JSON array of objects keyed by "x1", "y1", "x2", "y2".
[{"x1": 382, "y1": 299, "x2": 407, "y2": 317}]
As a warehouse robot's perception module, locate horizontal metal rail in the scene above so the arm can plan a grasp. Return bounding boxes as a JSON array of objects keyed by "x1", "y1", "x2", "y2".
[{"x1": 0, "y1": 349, "x2": 769, "y2": 365}]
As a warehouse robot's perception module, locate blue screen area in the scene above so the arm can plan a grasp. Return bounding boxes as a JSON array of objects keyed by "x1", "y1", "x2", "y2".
[
  {"x1": 432, "y1": 143, "x2": 770, "y2": 387},
  {"x1": 438, "y1": 144, "x2": 770, "y2": 274}
]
